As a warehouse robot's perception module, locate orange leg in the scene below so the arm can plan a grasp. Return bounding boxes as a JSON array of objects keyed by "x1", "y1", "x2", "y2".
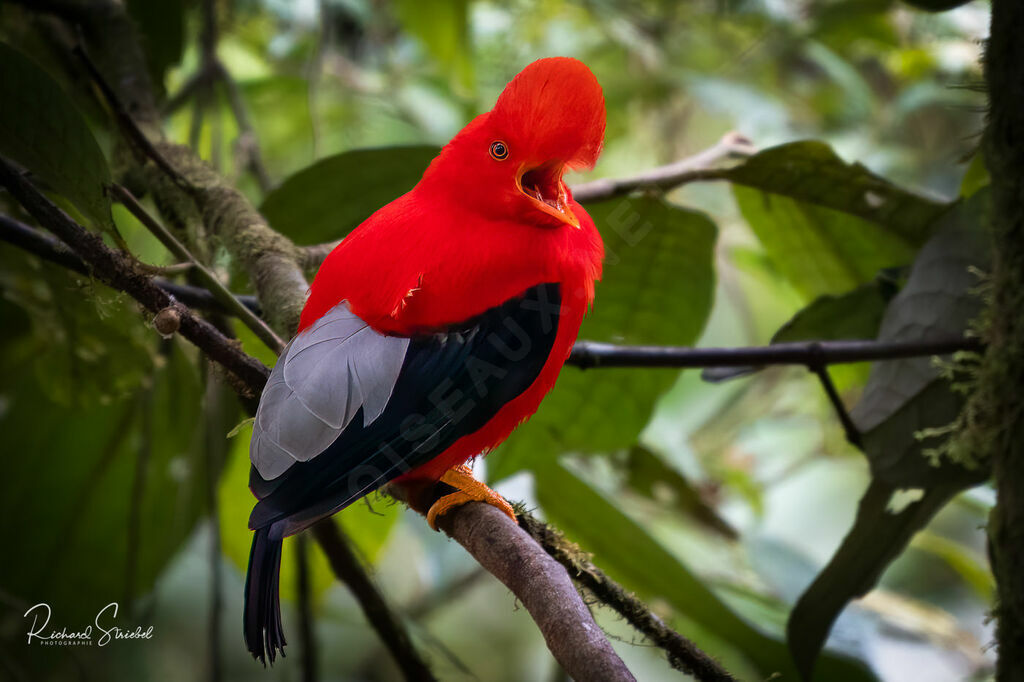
[{"x1": 426, "y1": 464, "x2": 517, "y2": 530}]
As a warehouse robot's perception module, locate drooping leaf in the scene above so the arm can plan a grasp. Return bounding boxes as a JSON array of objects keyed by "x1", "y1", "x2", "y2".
[
  {"x1": 0, "y1": 42, "x2": 113, "y2": 231},
  {"x1": 489, "y1": 197, "x2": 717, "y2": 480},
  {"x1": 536, "y1": 461, "x2": 875, "y2": 681},
  {"x1": 850, "y1": 191, "x2": 991, "y2": 486},
  {"x1": 259, "y1": 145, "x2": 438, "y2": 245},
  {"x1": 787, "y1": 479, "x2": 965, "y2": 681},
  {"x1": 726, "y1": 141, "x2": 950, "y2": 248}
]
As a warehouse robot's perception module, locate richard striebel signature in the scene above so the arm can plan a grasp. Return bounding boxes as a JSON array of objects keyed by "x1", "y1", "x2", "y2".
[{"x1": 23, "y1": 602, "x2": 154, "y2": 646}]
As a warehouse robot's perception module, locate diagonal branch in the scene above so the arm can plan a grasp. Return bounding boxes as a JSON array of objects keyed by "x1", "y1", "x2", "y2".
[
  {"x1": 518, "y1": 512, "x2": 736, "y2": 681},
  {"x1": 0, "y1": 213, "x2": 261, "y2": 314},
  {"x1": 570, "y1": 132, "x2": 755, "y2": 203}
]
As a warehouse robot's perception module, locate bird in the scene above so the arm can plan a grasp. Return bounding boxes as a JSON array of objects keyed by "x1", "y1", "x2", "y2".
[{"x1": 244, "y1": 56, "x2": 606, "y2": 664}]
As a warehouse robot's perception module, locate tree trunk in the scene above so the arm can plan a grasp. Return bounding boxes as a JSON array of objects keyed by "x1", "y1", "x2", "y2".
[{"x1": 980, "y1": 2, "x2": 1024, "y2": 679}]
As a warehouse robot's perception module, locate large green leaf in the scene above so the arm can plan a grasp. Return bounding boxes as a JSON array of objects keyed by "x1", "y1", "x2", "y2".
[
  {"x1": 788, "y1": 191, "x2": 993, "y2": 680},
  {"x1": 0, "y1": 42, "x2": 113, "y2": 231},
  {"x1": 734, "y1": 186, "x2": 917, "y2": 299},
  {"x1": 0, "y1": 341, "x2": 205, "y2": 623},
  {"x1": 726, "y1": 141, "x2": 949, "y2": 247},
  {"x1": 489, "y1": 197, "x2": 717, "y2": 479},
  {"x1": 260, "y1": 146, "x2": 438, "y2": 245},
  {"x1": 850, "y1": 191, "x2": 992, "y2": 486},
  {"x1": 536, "y1": 461, "x2": 875, "y2": 681},
  {"x1": 788, "y1": 479, "x2": 965, "y2": 681}
]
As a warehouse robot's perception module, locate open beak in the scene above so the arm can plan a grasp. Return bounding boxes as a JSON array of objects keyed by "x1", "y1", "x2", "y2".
[{"x1": 516, "y1": 161, "x2": 580, "y2": 229}]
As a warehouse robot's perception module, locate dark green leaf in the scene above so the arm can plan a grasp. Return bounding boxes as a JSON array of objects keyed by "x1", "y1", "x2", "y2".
[
  {"x1": 850, "y1": 191, "x2": 991, "y2": 486},
  {"x1": 259, "y1": 145, "x2": 438, "y2": 244},
  {"x1": 788, "y1": 479, "x2": 965, "y2": 681},
  {"x1": 0, "y1": 341, "x2": 204, "y2": 622},
  {"x1": 536, "y1": 462, "x2": 875, "y2": 681},
  {"x1": 126, "y1": 0, "x2": 184, "y2": 93},
  {"x1": 726, "y1": 141, "x2": 950, "y2": 248},
  {"x1": 0, "y1": 42, "x2": 113, "y2": 231},
  {"x1": 489, "y1": 198, "x2": 717, "y2": 479}
]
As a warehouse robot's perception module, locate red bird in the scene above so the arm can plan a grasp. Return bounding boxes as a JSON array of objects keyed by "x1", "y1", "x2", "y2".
[{"x1": 244, "y1": 57, "x2": 606, "y2": 664}]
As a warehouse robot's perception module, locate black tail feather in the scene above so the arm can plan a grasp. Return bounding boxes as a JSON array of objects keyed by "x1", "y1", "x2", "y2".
[{"x1": 244, "y1": 525, "x2": 287, "y2": 665}]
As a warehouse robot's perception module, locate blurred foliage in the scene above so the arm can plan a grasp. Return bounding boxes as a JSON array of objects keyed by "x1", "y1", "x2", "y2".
[{"x1": 0, "y1": 1, "x2": 995, "y2": 681}]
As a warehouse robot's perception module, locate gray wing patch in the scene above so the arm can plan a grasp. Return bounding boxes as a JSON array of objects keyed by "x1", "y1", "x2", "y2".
[{"x1": 250, "y1": 302, "x2": 410, "y2": 481}]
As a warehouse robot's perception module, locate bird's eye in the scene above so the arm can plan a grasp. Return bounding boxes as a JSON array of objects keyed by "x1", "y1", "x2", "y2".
[{"x1": 489, "y1": 141, "x2": 509, "y2": 161}]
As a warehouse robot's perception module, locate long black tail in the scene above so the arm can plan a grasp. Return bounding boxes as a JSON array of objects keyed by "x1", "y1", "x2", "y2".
[{"x1": 244, "y1": 525, "x2": 286, "y2": 665}]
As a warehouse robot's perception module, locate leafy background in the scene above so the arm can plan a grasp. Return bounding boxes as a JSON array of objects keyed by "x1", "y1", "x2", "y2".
[{"x1": 0, "y1": 1, "x2": 995, "y2": 681}]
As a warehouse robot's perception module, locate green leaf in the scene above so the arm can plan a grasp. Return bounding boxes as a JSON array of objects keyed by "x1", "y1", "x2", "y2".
[
  {"x1": 393, "y1": 0, "x2": 474, "y2": 92},
  {"x1": 536, "y1": 461, "x2": 875, "y2": 681},
  {"x1": 489, "y1": 198, "x2": 717, "y2": 479},
  {"x1": 0, "y1": 42, "x2": 113, "y2": 231},
  {"x1": 733, "y1": 187, "x2": 915, "y2": 299},
  {"x1": 788, "y1": 479, "x2": 964, "y2": 681},
  {"x1": 850, "y1": 191, "x2": 992, "y2": 486},
  {"x1": 0, "y1": 342, "x2": 205, "y2": 623},
  {"x1": 726, "y1": 141, "x2": 950, "y2": 248},
  {"x1": 770, "y1": 279, "x2": 894, "y2": 344},
  {"x1": 960, "y1": 151, "x2": 989, "y2": 198},
  {"x1": 259, "y1": 146, "x2": 438, "y2": 245}
]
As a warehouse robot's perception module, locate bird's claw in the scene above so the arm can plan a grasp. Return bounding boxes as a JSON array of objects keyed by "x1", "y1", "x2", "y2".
[{"x1": 425, "y1": 464, "x2": 517, "y2": 530}]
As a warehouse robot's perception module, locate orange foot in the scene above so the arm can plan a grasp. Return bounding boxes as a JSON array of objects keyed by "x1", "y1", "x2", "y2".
[{"x1": 426, "y1": 464, "x2": 517, "y2": 531}]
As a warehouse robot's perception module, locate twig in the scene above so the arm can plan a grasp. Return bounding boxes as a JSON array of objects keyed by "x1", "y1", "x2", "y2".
[
  {"x1": 0, "y1": 157, "x2": 271, "y2": 391},
  {"x1": 72, "y1": 45, "x2": 197, "y2": 195},
  {"x1": 568, "y1": 337, "x2": 982, "y2": 369},
  {"x1": 388, "y1": 485, "x2": 637, "y2": 682},
  {"x1": 109, "y1": 184, "x2": 285, "y2": 354},
  {"x1": 570, "y1": 132, "x2": 755, "y2": 203},
  {"x1": 0, "y1": 213, "x2": 260, "y2": 314},
  {"x1": 311, "y1": 519, "x2": 436, "y2": 682},
  {"x1": 216, "y1": 61, "x2": 273, "y2": 194},
  {"x1": 518, "y1": 512, "x2": 735, "y2": 681},
  {"x1": 809, "y1": 363, "x2": 862, "y2": 448}
]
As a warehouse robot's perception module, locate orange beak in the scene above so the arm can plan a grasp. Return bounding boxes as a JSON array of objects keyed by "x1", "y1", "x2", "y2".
[{"x1": 516, "y1": 161, "x2": 580, "y2": 229}]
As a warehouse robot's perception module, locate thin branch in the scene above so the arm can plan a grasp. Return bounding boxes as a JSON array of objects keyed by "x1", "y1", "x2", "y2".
[
  {"x1": 568, "y1": 337, "x2": 982, "y2": 369},
  {"x1": 570, "y1": 132, "x2": 755, "y2": 203},
  {"x1": 518, "y1": 512, "x2": 735, "y2": 682},
  {"x1": 809, "y1": 364, "x2": 863, "y2": 448},
  {"x1": 387, "y1": 487, "x2": 637, "y2": 682},
  {"x1": 0, "y1": 213, "x2": 260, "y2": 314},
  {"x1": 0, "y1": 157, "x2": 271, "y2": 391},
  {"x1": 215, "y1": 61, "x2": 273, "y2": 194},
  {"x1": 110, "y1": 184, "x2": 285, "y2": 354},
  {"x1": 311, "y1": 519, "x2": 436, "y2": 682}
]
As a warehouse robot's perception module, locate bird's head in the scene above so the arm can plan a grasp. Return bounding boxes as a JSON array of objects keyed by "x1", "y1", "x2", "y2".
[{"x1": 422, "y1": 57, "x2": 605, "y2": 229}]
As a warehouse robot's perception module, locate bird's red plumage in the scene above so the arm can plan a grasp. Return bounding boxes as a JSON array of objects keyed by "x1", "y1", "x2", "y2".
[{"x1": 298, "y1": 57, "x2": 606, "y2": 481}]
